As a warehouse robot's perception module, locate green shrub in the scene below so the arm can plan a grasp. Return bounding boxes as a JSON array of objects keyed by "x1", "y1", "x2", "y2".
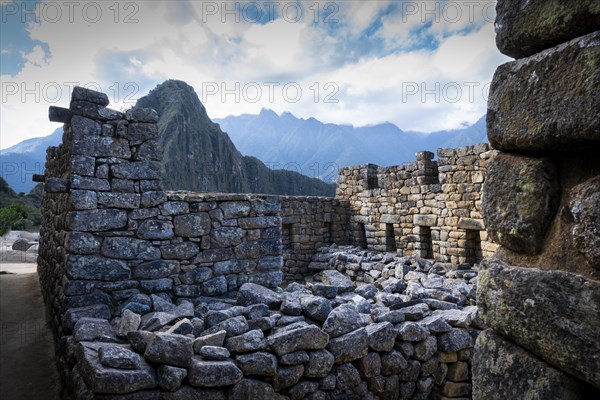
[{"x1": 0, "y1": 203, "x2": 29, "y2": 236}]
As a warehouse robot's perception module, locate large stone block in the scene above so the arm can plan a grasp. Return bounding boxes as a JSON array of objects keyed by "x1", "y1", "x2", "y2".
[
  {"x1": 101, "y1": 237, "x2": 161, "y2": 260},
  {"x1": 188, "y1": 358, "x2": 243, "y2": 387},
  {"x1": 494, "y1": 0, "x2": 600, "y2": 58},
  {"x1": 473, "y1": 330, "x2": 593, "y2": 400},
  {"x1": 69, "y1": 209, "x2": 128, "y2": 232},
  {"x1": 127, "y1": 123, "x2": 160, "y2": 145},
  {"x1": 173, "y1": 213, "x2": 211, "y2": 237},
  {"x1": 570, "y1": 175, "x2": 600, "y2": 270},
  {"x1": 71, "y1": 86, "x2": 109, "y2": 106},
  {"x1": 488, "y1": 31, "x2": 600, "y2": 152},
  {"x1": 112, "y1": 161, "x2": 162, "y2": 180},
  {"x1": 97, "y1": 193, "x2": 140, "y2": 209},
  {"x1": 137, "y1": 220, "x2": 174, "y2": 240},
  {"x1": 77, "y1": 342, "x2": 157, "y2": 394},
  {"x1": 72, "y1": 136, "x2": 132, "y2": 158},
  {"x1": 267, "y1": 322, "x2": 329, "y2": 356},
  {"x1": 67, "y1": 255, "x2": 131, "y2": 281},
  {"x1": 482, "y1": 153, "x2": 558, "y2": 254},
  {"x1": 478, "y1": 260, "x2": 600, "y2": 387}
]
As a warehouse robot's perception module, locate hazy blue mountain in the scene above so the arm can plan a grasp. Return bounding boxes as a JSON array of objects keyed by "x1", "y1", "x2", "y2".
[
  {"x1": 1, "y1": 91, "x2": 488, "y2": 193},
  {"x1": 0, "y1": 128, "x2": 62, "y2": 193},
  {"x1": 216, "y1": 112, "x2": 488, "y2": 181}
]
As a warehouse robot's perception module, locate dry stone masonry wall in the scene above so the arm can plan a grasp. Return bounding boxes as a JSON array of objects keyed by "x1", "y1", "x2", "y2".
[
  {"x1": 472, "y1": 1, "x2": 600, "y2": 398},
  {"x1": 336, "y1": 147, "x2": 498, "y2": 266},
  {"x1": 39, "y1": 87, "x2": 485, "y2": 399}
]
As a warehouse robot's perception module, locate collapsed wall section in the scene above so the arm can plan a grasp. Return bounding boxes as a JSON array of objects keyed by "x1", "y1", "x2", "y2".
[{"x1": 336, "y1": 146, "x2": 498, "y2": 265}]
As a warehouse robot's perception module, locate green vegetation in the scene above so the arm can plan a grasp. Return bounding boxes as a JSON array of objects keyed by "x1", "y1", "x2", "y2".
[
  {"x1": 136, "y1": 80, "x2": 335, "y2": 196},
  {"x1": 0, "y1": 177, "x2": 41, "y2": 235}
]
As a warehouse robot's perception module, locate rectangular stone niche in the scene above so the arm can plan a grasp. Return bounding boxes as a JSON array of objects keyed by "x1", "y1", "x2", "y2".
[
  {"x1": 385, "y1": 223, "x2": 397, "y2": 252},
  {"x1": 282, "y1": 224, "x2": 293, "y2": 250},
  {"x1": 415, "y1": 226, "x2": 433, "y2": 259},
  {"x1": 465, "y1": 230, "x2": 483, "y2": 265},
  {"x1": 323, "y1": 222, "x2": 333, "y2": 245},
  {"x1": 356, "y1": 223, "x2": 367, "y2": 249}
]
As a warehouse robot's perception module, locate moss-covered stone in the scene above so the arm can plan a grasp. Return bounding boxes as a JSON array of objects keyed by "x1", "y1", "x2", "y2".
[
  {"x1": 495, "y1": 0, "x2": 600, "y2": 58},
  {"x1": 477, "y1": 260, "x2": 600, "y2": 388},
  {"x1": 473, "y1": 330, "x2": 596, "y2": 399},
  {"x1": 487, "y1": 31, "x2": 600, "y2": 152},
  {"x1": 482, "y1": 153, "x2": 558, "y2": 255}
]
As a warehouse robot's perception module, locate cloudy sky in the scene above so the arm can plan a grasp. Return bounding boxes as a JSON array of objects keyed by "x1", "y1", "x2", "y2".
[{"x1": 1, "y1": 0, "x2": 510, "y2": 149}]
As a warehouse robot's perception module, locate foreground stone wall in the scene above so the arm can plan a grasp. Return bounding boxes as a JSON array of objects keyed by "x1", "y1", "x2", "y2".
[
  {"x1": 336, "y1": 146, "x2": 498, "y2": 265},
  {"x1": 473, "y1": 1, "x2": 600, "y2": 398},
  {"x1": 39, "y1": 87, "x2": 484, "y2": 399},
  {"x1": 62, "y1": 246, "x2": 482, "y2": 400}
]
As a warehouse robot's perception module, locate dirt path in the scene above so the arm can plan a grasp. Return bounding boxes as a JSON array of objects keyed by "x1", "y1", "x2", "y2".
[{"x1": 0, "y1": 272, "x2": 60, "y2": 400}]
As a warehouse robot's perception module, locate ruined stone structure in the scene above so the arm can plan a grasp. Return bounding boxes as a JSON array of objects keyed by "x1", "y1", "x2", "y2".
[
  {"x1": 471, "y1": 0, "x2": 600, "y2": 398},
  {"x1": 39, "y1": 87, "x2": 485, "y2": 400},
  {"x1": 336, "y1": 146, "x2": 498, "y2": 266},
  {"x1": 35, "y1": 1, "x2": 600, "y2": 395}
]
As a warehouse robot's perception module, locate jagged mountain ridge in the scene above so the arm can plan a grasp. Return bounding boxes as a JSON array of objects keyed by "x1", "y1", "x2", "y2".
[
  {"x1": 216, "y1": 111, "x2": 487, "y2": 181},
  {"x1": 1, "y1": 81, "x2": 487, "y2": 192},
  {"x1": 135, "y1": 80, "x2": 335, "y2": 196},
  {"x1": 0, "y1": 128, "x2": 62, "y2": 194}
]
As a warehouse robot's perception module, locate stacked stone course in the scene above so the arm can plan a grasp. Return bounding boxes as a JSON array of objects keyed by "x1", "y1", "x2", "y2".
[
  {"x1": 38, "y1": 87, "x2": 490, "y2": 399},
  {"x1": 280, "y1": 197, "x2": 350, "y2": 283},
  {"x1": 473, "y1": 1, "x2": 600, "y2": 398},
  {"x1": 336, "y1": 146, "x2": 498, "y2": 266}
]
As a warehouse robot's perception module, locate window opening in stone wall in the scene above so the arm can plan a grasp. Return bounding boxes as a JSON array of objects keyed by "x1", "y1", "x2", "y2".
[
  {"x1": 417, "y1": 226, "x2": 433, "y2": 259},
  {"x1": 282, "y1": 224, "x2": 293, "y2": 250},
  {"x1": 465, "y1": 229, "x2": 483, "y2": 265},
  {"x1": 366, "y1": 176, "x2": 378, "y2": 190},
  {"x1": 385, "y1": 223, "x2": 397, "y2": 252},
  {"x1": 324, "y1": 222, "x2": 333, "y2": 244},
  {"x1": 356, "y1": 223, "x2": 367, "y2": 249}
]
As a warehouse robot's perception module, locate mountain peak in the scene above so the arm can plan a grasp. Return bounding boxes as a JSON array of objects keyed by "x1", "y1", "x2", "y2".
[
  {"x1": 259, "y1": 108, "x2": 278, "y2": 117},
  {"x1": 137, "y1": 79, "x2": 207, "y2": 118}
]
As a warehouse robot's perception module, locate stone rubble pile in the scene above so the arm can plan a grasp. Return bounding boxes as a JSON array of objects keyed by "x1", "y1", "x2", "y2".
[
  {"x1": 308, "y1": 245, "x2": 478, "y2": 308},
  {"x1": 66, "y1": 246, "x2": 482, "y2": 399}
]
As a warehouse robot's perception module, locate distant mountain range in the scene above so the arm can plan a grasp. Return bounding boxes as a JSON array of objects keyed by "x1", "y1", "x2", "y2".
[
  {"x1": 1, "y1": 80, "x2": 487, "y2": 193},
  {"x1": 0, "y1": 128, "x2": 62, "y2": 193},
  {"x1": 136, "y1": 80, "x2": 335, "y2": 196},
  {"x1": 215, "y1": 111, "x2": 487, "y2": 182}
]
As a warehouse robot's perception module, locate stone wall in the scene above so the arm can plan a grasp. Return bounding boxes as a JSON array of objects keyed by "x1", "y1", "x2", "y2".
[
  {"x1": 472, "y1": 1, "x2": 600, "y2": 398},
  {"x1": 280, "y1": 197, "x2": 350, "y2": 283},
  {"x1": 336, "y1": 146, "x2": 498, "y2": 265},
  {"x1": 39, "y1": 87, "x2": 483, "y2": 399}
]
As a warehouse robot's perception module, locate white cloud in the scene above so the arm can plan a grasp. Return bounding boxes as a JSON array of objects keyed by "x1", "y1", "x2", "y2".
[
  {"x1": 20, "y1": 44, "x2": 49, "y2": 67},
  {"x1": 1, "y1": 0, "x2": 508, "y2": 149}
]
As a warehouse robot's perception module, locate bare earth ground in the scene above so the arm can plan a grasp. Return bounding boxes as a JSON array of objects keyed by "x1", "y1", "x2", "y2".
[{"x1": 0, "y1": 233, "x2": 60, "y2": 400}]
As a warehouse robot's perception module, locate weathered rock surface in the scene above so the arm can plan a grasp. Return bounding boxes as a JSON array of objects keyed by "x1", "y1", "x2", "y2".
[
  {"x1": 482, "y1": 153, "x2": 558, "y2": 254},
  {"x1": 237, "y1": 283, "x2": 281, "y2": 308},
  {"x1": 188, "y1": 358, "x2": 243, "y2": 387},
  {"x1": 570, "y1": 176, "x2": 600, "y2": 269},
  {"x1": 77, "y1": 342, "x2": 157, "y2": 394},
  {"x1": 144, "y1": 333, "x2": 194, "y2": 367},
  {"x1": 473, "y1": 330, "x2": 592, "y2": 400},
  {"x1": 488, "y1": 31, "x2": 600, "y2": 152},
  {"x1": 478, "y1": 260, "x2": 600, "y2": 387},
  {"x1": 494, "y1": 0, "x2": 600, "y2": 58},
  {"x1": 267, "y1": 322, "x2": 329, "y2": 356}
]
